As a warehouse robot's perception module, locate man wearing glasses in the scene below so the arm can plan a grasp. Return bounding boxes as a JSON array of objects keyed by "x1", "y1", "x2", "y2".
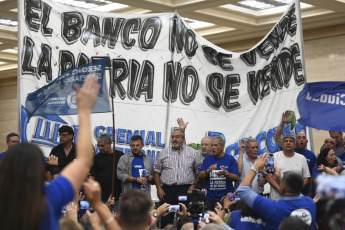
[{"x1": 47, "y1": 125, "x2": 76, "y2": 179}]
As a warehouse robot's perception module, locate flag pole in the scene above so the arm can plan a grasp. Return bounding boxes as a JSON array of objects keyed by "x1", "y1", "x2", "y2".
[{"x1": 108, "y1": 60, "x2": 116, "y2": 198}]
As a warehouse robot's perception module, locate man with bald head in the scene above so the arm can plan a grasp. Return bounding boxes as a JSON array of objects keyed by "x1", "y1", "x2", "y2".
[
  {"x1": 323, "y1": 137, "x2": 336, "y2": 150},
  {"x1": 201, "y1": 136, "x2": 212, "y2": 160},
  {"x1": 274, "y1": 111, "x2": 315, "y2": 196},
  {"x1": 328, "y1": 131, "x2": 344, "y2": 157}
]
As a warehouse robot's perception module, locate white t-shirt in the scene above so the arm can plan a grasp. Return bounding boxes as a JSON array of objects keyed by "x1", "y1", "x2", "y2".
[{"x1": 270, "y1": 151, "x2": 310, "y2": 200}]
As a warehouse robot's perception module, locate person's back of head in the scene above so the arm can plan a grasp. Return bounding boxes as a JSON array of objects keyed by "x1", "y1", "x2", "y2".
[
  {"x1": 118, "y1": 189, "x2": 152, "y2": 229},
  {"x1": 176, "y1": 215, "x2": 193, "y2": 230},
  {"x1": 180, "y1": 222, "x2": 194, "y2": 230},
  {"x1": 0, "y1": 143, "x2": 46, "y2": 230},
  {"x1": 199, "y1": 223, "x2": 224, "y2": 230},
  {"x1": 281, "y1": 171, "x2": 304, "y2": 195},
  {"x1": 59, "y1": 216, "x2": 84, "y2": 230},
  {"x1": 163, "y1": 224, "x2": 177, "y2": 230},
  {"x1": 279, "y1": 216, "x2": 310, "y2": 230}
]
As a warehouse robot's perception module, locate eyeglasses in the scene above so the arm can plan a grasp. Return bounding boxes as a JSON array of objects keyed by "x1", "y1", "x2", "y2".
[{"x1": 58, "y1": 133, "x2": 70, "y2": 137}]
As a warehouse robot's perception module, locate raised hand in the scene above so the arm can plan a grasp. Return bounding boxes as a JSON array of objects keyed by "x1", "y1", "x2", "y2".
[
  {"x1": 47, "y1": 155, "x2": 58, "y2": 165},
  {"x1": 177, "y1": 118, "x2": 189, "y2": 131},
  {"x1": 76, "y1": 75, "x2": 100, "y2": 113},
  {"x1": 281, "y1": 110, "x2": 291, "y2": 124},
  {"x1": 83, "y1": 178, "x2": 102, "y2": 206},
  {"x1": 239, "y1": 139, "x2": 245, "y2": 153}
]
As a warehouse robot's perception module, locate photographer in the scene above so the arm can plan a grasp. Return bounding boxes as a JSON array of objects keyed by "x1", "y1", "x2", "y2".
[{"x1": 236, "y1": 153, "x2": 316, "y2": 230}]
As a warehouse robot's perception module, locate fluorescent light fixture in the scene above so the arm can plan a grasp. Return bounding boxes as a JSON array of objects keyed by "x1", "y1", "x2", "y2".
[
  {"x1": 92, "y1": 3, "x2": 128, "y2": 12},
  {"x1": 52, "y1": 0, "x2": 127, "y2": 11},
  {"x1": 182, "y1": 17, "x2": 214, "y2": 29},
  {"x1": 223, "y1": 0, "x2": 312, "y2": 15},
  {"x1": 238, "y1": 0, "x2": 274, "y2": 10},
  {"x1": 2, "y1": 47, "x2": 18, "y2": 54},
  {"x1": 0, "y1": 18, "x2": 18, "y2": 27}
]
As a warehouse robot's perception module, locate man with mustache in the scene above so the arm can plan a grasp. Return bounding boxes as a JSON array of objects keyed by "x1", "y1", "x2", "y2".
[{"x1": 154, "y1": 128, "x2": 202, "y2": 227}]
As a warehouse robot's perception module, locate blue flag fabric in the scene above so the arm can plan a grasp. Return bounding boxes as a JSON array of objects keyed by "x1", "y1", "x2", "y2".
[
  {"x1": 25, "y1": 59, "x2": 111, "y2": 120},
  {"x1": 297, "y1": 81, "x2": 345, "y2": 131}
]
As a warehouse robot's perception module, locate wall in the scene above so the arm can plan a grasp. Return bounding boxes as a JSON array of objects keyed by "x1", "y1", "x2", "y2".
[{"x1": 0, "y1": 78, "x2": 17, "y2": 152}]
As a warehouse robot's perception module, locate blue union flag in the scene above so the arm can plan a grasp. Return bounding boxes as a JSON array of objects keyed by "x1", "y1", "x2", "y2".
[
  {"x1": 297, "y1": 81, "x2": 345, "y2": 131},
  {"x1": 25, "y1": 59, "x2": 111, "y2": 120}
]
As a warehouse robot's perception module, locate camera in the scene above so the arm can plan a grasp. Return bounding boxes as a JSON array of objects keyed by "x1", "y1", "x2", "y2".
[
  {"x1": 265, "y1": 154, "x2": 275, "y2": 174},
  {"x1": 200, "y1": 213, "x2": 209, "y2": 222},
  {"x1": 178, "y1": 195, "x2": 187, "y2": 201},
  {"x1": 79, "y1": 200, "x2": 90, "y2": 210},
  {"x1": 228, "y1": 193, "x2": 240, "y2": 201},
  {"x1": 168, "y1": 205, "x2": 180, "y2": 212},
  {"x1": 187, "y1": 189, "x2": 205, "y2": 215}
]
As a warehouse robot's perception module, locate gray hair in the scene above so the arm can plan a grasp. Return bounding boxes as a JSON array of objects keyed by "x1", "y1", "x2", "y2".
[
  {"x1": 172, "y1": 128, "x2": 185, "y2": 138},
  {"x1": 283, "y1": 133, "x2": 296, "y2": 143},
  {"x1": 244, "y1": 138, "x2": 257, "y2": 149},
  {"x1": 96, "y1": 133, "x2": 112, "y2": 144},
  {"x1": 212, "y1": 136, "x2": 225, "y2": 146},
  {"x1": 201, "y1": 136, "x2": 212, "y2": 142},
  {"x1": 200, "y1": 223, "x2": 224, "y2": 230}
]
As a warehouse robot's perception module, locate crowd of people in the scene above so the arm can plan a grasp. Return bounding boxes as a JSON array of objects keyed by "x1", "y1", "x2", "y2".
[{"x1": 0, "y1": 76, "x2": 344, "y2": 230}]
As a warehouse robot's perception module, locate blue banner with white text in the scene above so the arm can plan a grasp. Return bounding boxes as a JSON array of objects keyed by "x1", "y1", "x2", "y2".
[
  {"x1": 297, "y1": 81, "x2": 345, "y2": 131},
  {"x1": 25, "y1": 59, "x2": 111, "y2": 120}
]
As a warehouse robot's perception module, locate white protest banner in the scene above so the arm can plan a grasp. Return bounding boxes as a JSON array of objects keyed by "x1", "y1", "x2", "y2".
[{"x1": 18, "y1": 0, "x2": 307, "y2": 162}]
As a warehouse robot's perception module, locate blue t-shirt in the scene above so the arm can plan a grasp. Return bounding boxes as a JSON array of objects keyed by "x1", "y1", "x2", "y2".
[
  {"x1": 295, "y1": 148, "x2": 316, "y2": 195},
  {"x1": 131, "y1": 156, "x2": 145, "y2": 190},
  {"x1": 339, "y1": 153, "x2": 345, "y2": 168},
  {"x1": 40, "y1": 176, "x2": 74, "y2": 230},
  {"x1": 230, "y1": 210, "x2": 266, "y2": 230},
  {"x1": 312, "y1": 164, "x2": 328, "y2": 179},
  {"x1": 0, "y1": 151, "x2": 5, "y2": 160},
  {"x1": 295, "y1": 148, "x2": 316, "y2": 175},
  {"x1": 200, "y1": 154, "x2": 239, "y2": 201},
  {"x1": 253, "y1": 195, "x2": 315, "y2": 230}
]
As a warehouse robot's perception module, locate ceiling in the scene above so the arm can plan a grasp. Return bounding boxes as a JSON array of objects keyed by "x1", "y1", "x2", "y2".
[{"x1": 1, "y1": 0, "x2": 345, "y2": 81}]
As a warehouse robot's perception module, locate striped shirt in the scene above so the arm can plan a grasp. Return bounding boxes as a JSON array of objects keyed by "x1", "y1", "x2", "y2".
[{"x1": 154, "y1": 145, "x2": 202, "y2": 186}]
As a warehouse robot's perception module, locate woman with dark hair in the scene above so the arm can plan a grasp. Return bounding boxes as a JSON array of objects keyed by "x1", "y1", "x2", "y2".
[
  {"x1": 0, "y1": 76, "x2": 100, "y2": 230},
  {"x1": 313, "y1": 148, "x2": 339, "y2": 182}
]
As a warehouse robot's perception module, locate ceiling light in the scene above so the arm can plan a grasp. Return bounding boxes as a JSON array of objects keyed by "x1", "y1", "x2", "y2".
[
  {"x1": 2, "y1": 47, "x2": 18, "y2": 54},
  {"x1": 0, "y1": 18, "x2": 18, "y2": 27},
  {"x1": 92, "y1": 3, "x2": 128, "y2": 12},
  {"x1": 182, "y1": 17, "x2": 214, "y2": 29},
  {"x1": 238, "y1": 0, "x2": 274, "y2": 10},
  {"x1": 52, "y1": 0, "x2": 127, "y2": 11}
]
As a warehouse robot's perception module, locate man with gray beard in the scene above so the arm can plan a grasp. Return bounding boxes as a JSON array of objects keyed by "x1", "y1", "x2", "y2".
[{"x1": 154, "y1": 128, "x2": 202, "y2": 227}]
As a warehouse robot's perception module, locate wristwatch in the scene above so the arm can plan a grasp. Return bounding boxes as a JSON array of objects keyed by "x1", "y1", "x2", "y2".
[
  {"x1": 153, "y1": 212, "x2": 159, "y2": 218},
  {"x1": 221, "y1": 207, "x2": 228, "y2": 212},
  {"x1": 250, "y1": 166, "x2": 258, "y2": 174}
]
